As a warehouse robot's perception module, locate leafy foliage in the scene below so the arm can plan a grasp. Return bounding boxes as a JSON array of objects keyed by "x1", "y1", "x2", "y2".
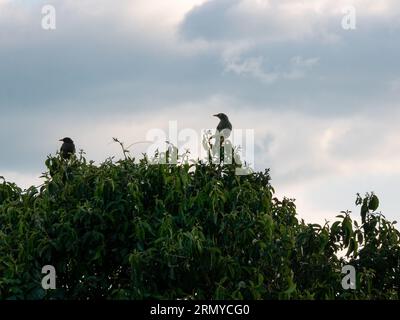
[{"x1": 0, "y1": 149, "x2": 399, "y2": 300}]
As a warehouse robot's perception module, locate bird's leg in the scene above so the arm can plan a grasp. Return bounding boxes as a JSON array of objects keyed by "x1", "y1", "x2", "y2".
[{"x1": 219, "y1": 137, "x2": 225, "y2": 165}]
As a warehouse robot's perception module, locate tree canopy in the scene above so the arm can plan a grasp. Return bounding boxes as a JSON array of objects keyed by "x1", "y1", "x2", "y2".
[{"x1": 0, "y1": 149, "x2": 399, "y2": 300}]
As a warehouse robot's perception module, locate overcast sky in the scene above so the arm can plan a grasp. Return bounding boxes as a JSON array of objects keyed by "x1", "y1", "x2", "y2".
[{"x1": 1, "y1": 0, "x2": 399, "y2": 224}]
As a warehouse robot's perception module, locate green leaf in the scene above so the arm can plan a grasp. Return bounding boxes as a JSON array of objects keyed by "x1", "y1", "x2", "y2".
[{"x1": 369, "y1": 194, "x2": 379, "y2": 212}]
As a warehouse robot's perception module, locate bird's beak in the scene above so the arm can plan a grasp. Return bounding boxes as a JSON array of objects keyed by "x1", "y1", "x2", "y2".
[
  {"x1": 213, "y1": 114, "x2": 218, "y2": 117},
  {"x1": 59, "y1": 139, "x2": 63, "y2": 142}
]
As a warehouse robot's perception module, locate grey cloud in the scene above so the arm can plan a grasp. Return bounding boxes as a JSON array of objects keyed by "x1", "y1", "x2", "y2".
[
  {"x1": 179, "y1": 0, "x2": 240, "y2": 42},
  {"x1": 1, "y1": 0, "x2": 399, "y2": 120},
  {"x1": 178, "y1": 0, "x2": 400, "y2": 112},
  {"x1": 179, "y1": 0, "x2": 339, "y2": 43}
]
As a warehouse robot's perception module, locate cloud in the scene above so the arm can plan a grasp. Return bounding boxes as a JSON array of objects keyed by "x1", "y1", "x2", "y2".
[
  {"x1": 222, "y1": 51, "x2": 319, "y2": 84},
  {"x1": 1, "y1": 0, "x2": 399, "y2": 118},
  {"x1": 180, "y1": 0, "x2": 400, "y2": 43},
  {"x1": 223, "y1": 53, "x2": 279, "y2": 84},
  {"x1": 285, "y1": 56, "x2": 320, "y2": 79}
]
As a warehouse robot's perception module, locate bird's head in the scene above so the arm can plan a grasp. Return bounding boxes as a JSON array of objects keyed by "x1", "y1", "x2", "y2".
[
  {"x1": 59, "y1": 137, "x2": 74, "y2": 143},
  {"x1": 213, "y1": 113, "x2": 229, "y2": 121}
]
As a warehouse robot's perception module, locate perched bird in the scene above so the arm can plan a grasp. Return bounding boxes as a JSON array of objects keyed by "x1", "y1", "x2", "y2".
[
  {"x1": 59, "y1": 137, "x2": 76, "y2": 159},
  {"x1": 212, "y1": 113, "x2": 233, "y2": 163},
  {"x1": 214, "y1": 113, "x2": 232, "y2": 139}
]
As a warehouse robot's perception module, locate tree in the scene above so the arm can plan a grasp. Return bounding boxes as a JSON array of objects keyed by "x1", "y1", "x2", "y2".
[{"x1": 0, "y1": 149, "x2": 399, "y2": 300}]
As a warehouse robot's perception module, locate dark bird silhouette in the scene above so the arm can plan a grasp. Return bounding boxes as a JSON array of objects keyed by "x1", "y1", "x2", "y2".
[
  {"x1": 59, "y1": 137, "x2": 76, "y2": 159},
  {"x1": 212, "y1": 113, "x2": 233, "y2": 163},
  {"x1": 214, "y1": 113, "x2": 232, "y2": 138}
]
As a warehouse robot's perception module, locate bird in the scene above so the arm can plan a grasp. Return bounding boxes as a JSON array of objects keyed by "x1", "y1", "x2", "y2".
[
  {"x1": 59, "y1": 137, "x2": 76, "y2": 159},
  {"x1": 214, "y1": 113, "x2": 232, "y2": 139},
  {"x1": 212, "y1": 113, "x2": 233, "y2": 164}
]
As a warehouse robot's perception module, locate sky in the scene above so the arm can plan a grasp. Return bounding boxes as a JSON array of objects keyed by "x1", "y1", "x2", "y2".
[{"x1": 1, "y1": 0, "x2": 399, "y2": 225}]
